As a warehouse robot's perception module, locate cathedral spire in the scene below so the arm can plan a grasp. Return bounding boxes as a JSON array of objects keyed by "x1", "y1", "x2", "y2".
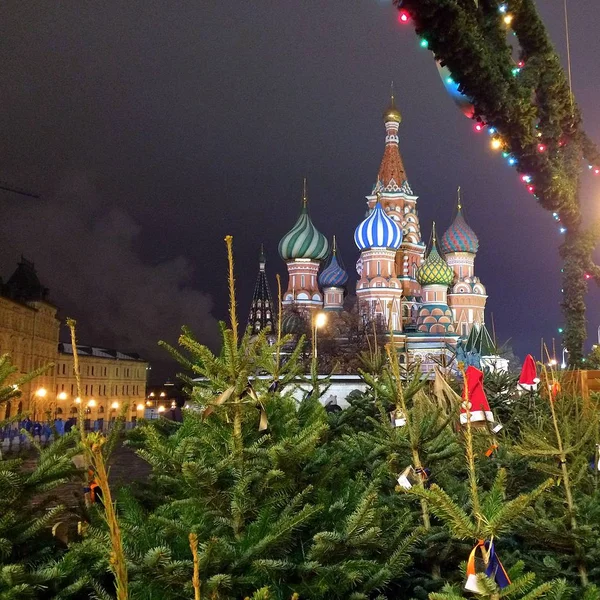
[
  {"x1": 248, "y1": 244, "x2": 275, "y2": 334},
  {"x1": 377, "y1": 87, "x2": 408, "y2": 191}
]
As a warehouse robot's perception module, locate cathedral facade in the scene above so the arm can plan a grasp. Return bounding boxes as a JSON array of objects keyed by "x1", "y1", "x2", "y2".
[{"x1": 250, "y1": 96, "x2": 489, "y2": 372}]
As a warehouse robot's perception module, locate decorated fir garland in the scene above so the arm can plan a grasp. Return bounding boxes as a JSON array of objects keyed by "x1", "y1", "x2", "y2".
[{"x1": 394, "y1": 0, "x2": 600, "y2": 364}]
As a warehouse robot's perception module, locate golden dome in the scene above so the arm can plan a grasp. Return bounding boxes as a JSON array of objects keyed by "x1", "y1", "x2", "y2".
[{"x1": 383, "y1": 88, "x2": 402, "y2": 123}]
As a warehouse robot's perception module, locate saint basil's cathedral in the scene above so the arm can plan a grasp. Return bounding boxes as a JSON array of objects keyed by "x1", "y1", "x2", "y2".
[{"x1": 248, "y1": 95, "x2": 497, "y2": 372}]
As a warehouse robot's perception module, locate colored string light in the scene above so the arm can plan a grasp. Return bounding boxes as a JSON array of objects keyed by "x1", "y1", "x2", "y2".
[
  {"x1": 490, "y1": 137, "x2": 502, "y2": 150},
  {"x1": 521, "y1": 175, "x2": 532, "y2": 183},
  {"x1": 474, "y1": 123, "x2": 484, "y2": 132},
  {"x1": 398, "y1": 10, "x2": 410, "y2": 23},
  {"x1": 498, "y1": 4, "x2": 508, "y2": 13},
  {"x1": 420, "y1": 38, "x2": 429, "y2": 48},
  {"x1": 538, "y1": 143, "x2": 547, "y2": 152},
  {"x1": 503, "y1": 14, "x2": 514, "y2": 25}
]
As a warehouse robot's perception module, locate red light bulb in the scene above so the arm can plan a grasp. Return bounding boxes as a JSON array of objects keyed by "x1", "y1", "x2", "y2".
[
  {"x1": 474, "y1": 123, "x2": 483, "y2": 132},
  {"x1": 595, "y1": 168, "x2": 600, "y2": 175},
  {"x1": 538, "y1": 144, "x2": 546, "y2": 152},
  {"x1": 398, "y1": 10, "x2": 410, "y2": 23},
  {"x1": 527, "y1": 185, "x2": 535, "y2": 193}
]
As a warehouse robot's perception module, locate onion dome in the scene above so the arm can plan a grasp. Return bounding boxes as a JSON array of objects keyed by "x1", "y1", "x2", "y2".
[
  {"x1": 281, "y1": 310, "x2": 306, "y2": 335},
  {"x1": 383, "y1": 84, "x2": 402, "y2": 123},
  {"x1": 354, "y1": 202, "x2": 403, "y2": 251},
  {"x1": 417, "y1": 224, "x2": 454, "y2": 287},
  {"x1": 441, "y1": 191, "x2": 479, "y2": 254},
  {"x1": 278, "y1": 180, "x2": 329, "y2": 261},
  {"x1": 319, "y1": 236, "x2": 348, "y2": 288}
]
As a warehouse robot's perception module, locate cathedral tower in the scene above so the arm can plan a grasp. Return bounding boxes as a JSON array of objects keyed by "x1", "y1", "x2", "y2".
[
  {"x1": 441, "y1": 190, "x2": 487, "y2": 336},
  {"x1": 278, "y1": 180, "x2": 329, "y2": 311},
  {"x1": 319, "y1": 236, "x2": 348, "y2": 311},
  {"x1": 363, "y1": 88, "x2": 426, "y2": 321},
  {"x1": 415, "y1": 223, "x2": 455, "y2": 334},
  {"x1": 247, "y1": 244, "x2": 275, "y2": 334},
  {"x1": 354, "y1": 200, "x2": 403, "y2": 331}
]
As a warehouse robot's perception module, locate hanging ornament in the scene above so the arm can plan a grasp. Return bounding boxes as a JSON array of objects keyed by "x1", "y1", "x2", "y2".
[
  {"x1": 464, "y1": 540, "x2": 511, "y2": 594},
  {"x1": 390, "y1": 408, "x2": 407, "y2": 427},
  {"x1": 517, "y1": 354, "x2": 539, "y2": 393},
  {"x1": 461, "y1": 366, "x2": 496, "y2": 427},
  {"x1": 435, "y1": 62, "x2": 475, "y2": 119},
  {"x1": 397, "y1": 465, "x2": 419, "y2": 490}
]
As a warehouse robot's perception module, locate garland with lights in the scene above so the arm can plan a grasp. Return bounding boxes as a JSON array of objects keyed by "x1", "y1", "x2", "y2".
[{"x1": 395, "y1": 0, "x2": 600, "y2": 364}]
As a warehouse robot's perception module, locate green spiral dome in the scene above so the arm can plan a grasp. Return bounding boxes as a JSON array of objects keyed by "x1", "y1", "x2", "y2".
[
  {"x1": 417, "y1": 243, "x2": 454, "y2": 287},
  {"x1": 278, "y1": 203, "x2": 329, "y2": 261}
]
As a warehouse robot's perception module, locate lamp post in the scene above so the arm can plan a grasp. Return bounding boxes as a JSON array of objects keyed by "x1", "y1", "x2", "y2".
[
  {"x1": 312, "y1": 312, "x2": 327, "y2": 362},
  {"x1": 561, "y1": 348, "x2": 569, "y2": 370},
  {"x1": 31, "y1": 387, "x2": 47, "y2": 421},
  {"x1": 51, "y1": 391, "x2": 68, "y2": 419},
  {"x1": 597, "y1": 325, "x2": 600, "y2": 345}
]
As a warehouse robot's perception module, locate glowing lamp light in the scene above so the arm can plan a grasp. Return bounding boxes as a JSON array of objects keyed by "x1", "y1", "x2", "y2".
[
  {"x1": 518, "y1": 60, "x2": 525, "y2": 68},
  {"x1": 488, "y1": 127, "x2": 497, "y2": 135},
  {"x1": 508, "y1": 157, "x2": 517, "y2": 166},
  {"x1": 585, "y1": 274, "x2": 592, "y2": 280},
  {"x1": 537, "y1": 143, "x2": 546, "y2": 153},
  {"x1": 503, "y1": 13, "x2": 514, "y2": 25},
  {"x1": 498, "y1": 3, "x2": 508, "y2": 13},
  {"x1": 87, "y1": 399, "x2": 97, "y2": 407},
  {"x1": 420, "y1": 39, "x2": 429, "y2": 48},
  {"x1": 57, "y1": 391, "x2": 68, "y2": 400},
  {"x1": 511, "y1": 67, "x2": 520, "y2": 76},
  {"x1": 446, "y1": 76, "x2": 454, "y2": 85},
  {"x1": 136, "y1": 403, "x2": 145, "y2": 411},
  {"x1": 595, "y1": 168, "x2": 600, "y2": 175},
  {"x1": 560, "y1": 227, "x2": 567, "y2": 233},
  {"x1": 490, "y1": 137, "x2": 502, "y2": 150},
  {"x1": 75, "y1": 397, "x2": 82, "y2": 404},
  {"x1": 548, "y1": 359, "x2": 558, "y2": 367},
  {"x1": 521, "y1": 174, "x2": 532, "y2": 183},
  {"x1": 474, "y1": 123, "x2": 484, "y2": 132},
  {"x1": 589, "y1": 165, "x2": 594, "y2": 170},
  {"x1": 315, "y1": 312, "x2": 327, "y2": 329},
  {"x1": 527, "y1": 185, "x2": 535, "y2": 193},
  {"x1": 398, "y1": 10, "x2": 410, "y2": 23},
  {"x1": 35, "y1": 388, "x2": 47, "y2": 398},
  {"x1": 157, "y1": 405, "x2": 165, "y2": 413},
  {"x1": 558, "y1": 327, "x2": 564, "y2": 333},
  {"x1": 159, "y1": 391, "x2": 166, "y2": 397}
]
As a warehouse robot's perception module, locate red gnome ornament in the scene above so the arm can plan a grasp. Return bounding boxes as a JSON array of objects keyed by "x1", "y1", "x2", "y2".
[
  {"x1": 518, "y1": 354, "x2": 539, "y2": 393},
  {"x1": 461, "y1": 366, "x2": 494, "y2": 427}
]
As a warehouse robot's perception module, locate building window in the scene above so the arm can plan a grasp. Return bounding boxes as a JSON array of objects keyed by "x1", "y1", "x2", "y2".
[
  {"x1": 377, "y1": 261, "x2": 381, "y2": 276},
  {"x1": 91, "y1": 366, "x2": 95, "y2": 376},
  {"x1": 85, "y1": 385, "x2": 88, "y2": 395},
  {"x1": 301, "y1": 275, "x2": 305, "y2": 289}
]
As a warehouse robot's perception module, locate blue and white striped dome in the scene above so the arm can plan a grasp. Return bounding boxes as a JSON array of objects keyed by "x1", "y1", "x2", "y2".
[{"x1": 354, "y1": 202, "x2": 403, "y2": 251}]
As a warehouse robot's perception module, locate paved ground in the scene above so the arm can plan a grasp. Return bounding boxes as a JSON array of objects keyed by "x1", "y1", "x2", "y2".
[{"x1": 19, "y1": 440, "x2": 152, "y2": 509}]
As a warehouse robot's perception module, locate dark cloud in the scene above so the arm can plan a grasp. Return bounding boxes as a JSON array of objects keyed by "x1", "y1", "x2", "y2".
[{"x1": 0, "y1": 173, "x2": 219, "y2": 361}]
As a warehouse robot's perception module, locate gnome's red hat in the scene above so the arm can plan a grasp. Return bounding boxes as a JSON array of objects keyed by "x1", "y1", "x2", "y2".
[
  {"x1": 518, "y1": 354, "x2": 539, "y2": 390},
  {"x1": 461, "y1": 366, "x2": 494, "y2": 424}
]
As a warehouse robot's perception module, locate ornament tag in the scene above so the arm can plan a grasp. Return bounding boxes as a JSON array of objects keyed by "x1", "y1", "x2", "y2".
[{"x1": 397, "y1": 465, "x2": 418, "y2": 490}]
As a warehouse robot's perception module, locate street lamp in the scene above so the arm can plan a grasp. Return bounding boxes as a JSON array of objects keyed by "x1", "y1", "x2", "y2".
[
  {"x1": 312, "y1": 312, "x2": 327, "y2": 361},
  {"x1": 561, "y1": 347, "x2": 569, "y2": 369},
  {"x1": 548, "y1": 358, "x2": 558, "y2": 368},
  {"x1": 31, "y1": 387, "x2": 47, "y2": 420}
]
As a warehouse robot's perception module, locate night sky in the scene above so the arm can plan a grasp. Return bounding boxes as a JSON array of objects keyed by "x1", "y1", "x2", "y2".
[{"x1": 1, "y1": 1, "x2": 599, "y2": 380}]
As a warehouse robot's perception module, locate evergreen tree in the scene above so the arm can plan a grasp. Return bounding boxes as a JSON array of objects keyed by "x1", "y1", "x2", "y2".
[{"x1": 0, "y1": 354, "x2": 77, "y2": 599}]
